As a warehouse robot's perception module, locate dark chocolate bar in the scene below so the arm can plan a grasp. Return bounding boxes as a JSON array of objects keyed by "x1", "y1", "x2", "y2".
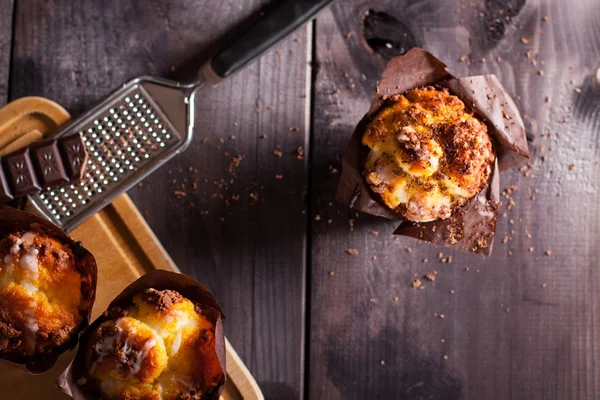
[{"x1": 0, "y1": 133, "x2": 88, "y2": 202}]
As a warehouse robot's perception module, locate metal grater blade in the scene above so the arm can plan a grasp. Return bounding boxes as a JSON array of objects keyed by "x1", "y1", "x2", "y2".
[{"x1": 29, "y1": 82, "x2": 187, "y2": 232}]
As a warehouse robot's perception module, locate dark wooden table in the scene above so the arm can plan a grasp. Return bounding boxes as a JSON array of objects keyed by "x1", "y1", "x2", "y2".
[{"x1": 2, "y1": 0, "x2": 599, "y2": 399}]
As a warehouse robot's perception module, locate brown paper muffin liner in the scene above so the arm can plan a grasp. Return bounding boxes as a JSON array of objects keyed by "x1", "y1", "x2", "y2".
[
  {"x1": 0, "y1": 206, "x2": 97, "y2": 373},
  {"x1": 336, "y1": 48, "x2": 529, "y2": 254},
  {"x1": 57, "y1": 270, "x2": 226, "y2": 400}
]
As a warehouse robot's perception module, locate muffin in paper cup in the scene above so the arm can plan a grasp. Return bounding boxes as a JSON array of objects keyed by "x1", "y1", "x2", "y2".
[
  {"x1": 58, "y1": 270, "x2": 226, "y2": 400},
  {"x1": 0, "y1": 206, "x2": 97, "y2": 373},
  {"x1": 336, "y1": 48, "x2": 529, "y2": 254}
]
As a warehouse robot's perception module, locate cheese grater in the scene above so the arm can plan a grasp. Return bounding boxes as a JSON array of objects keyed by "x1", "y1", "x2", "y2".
[{"x1": 28, "y1": 0, "x2": 333, "y2": 232}]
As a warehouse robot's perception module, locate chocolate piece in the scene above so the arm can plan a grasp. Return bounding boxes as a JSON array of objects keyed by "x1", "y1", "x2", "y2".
[
  {"x1": 336, "y1": 48, "x2": 529, "y2": 255},
  {"x1": 0, "y1": 166, "x2": 13, "y2": 203},
  {"x1": 31, "y1": 141, "x2": 69, "y2": 187},
  {"x1": 0, "y1": 133, "x2": 88, "y2": 203},
  {"x1": 58, "y1": 134, "x2": 88, "y2": 180},
  {"x1": 2, "y1": 148, "x2": 42, "y2": 197}
]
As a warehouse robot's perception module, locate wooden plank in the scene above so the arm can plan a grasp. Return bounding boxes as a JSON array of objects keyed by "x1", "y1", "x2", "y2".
[
  {"x1": 309, "y1": 0, "x2": 600, "y2": 399},
  {"x1": 0, "y1": 0, "x2": 14, "y2": 106},
  {"x1": 10, "y1": 1, "x2": 310, "y2": 398}
]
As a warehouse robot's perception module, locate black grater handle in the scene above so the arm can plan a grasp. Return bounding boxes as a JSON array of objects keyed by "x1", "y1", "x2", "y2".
[{"x1": 208, "y1": 0, "x2": 334, "y2": 80}]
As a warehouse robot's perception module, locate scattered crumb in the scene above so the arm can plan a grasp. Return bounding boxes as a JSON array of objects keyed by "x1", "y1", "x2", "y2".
[
  {"x1": 371, "y1": 230, "x2": 379, "y2": 236},
  {"x1": 569, "y1": 163, "x2": 576, "y2": 170},
  {"x1": 406, "y1": 247, "x2": 412, "y2": 253},
  {"x1": 424, "y1": 272, "x2": 435, "y2": 281},
  {"x1": 450, "y1": 290, "x2": 455, "y2": 294},
  {"x1": 545, "y1": 250, "x2": 552, "y2": 256},
  {"x1": 275, "y1": 174, "x2": 283, "y2": 179},
  {"x1": 328, "y1": 271, "x2": 335, "y2": 276},
  {"x1": 315, "y1": 215, "x2": 321, "y2": 221},
  {"x1": 521, "y1": 37, "x2": 532, "y2": 44},
  {"x1": 347, "y1": 248, "x2": 359, "y2": 256},
  {"x1": 412, "y1": 279, "x2": 422, "y2": 288},
  {"x1": 465, "y1": 267, "x2": 470, "y2": 271},
  {"x1": 505, "y1": 308, "x2": 510, "y2": 313},
  {"x1": 443, "y1": 355, "x2": 448, "y2": 360},
  {"x1": 543, "y1": 16, "x2": 549, "y2": 22},
  {"x1": 542, "y1": 283, "x2": 547, "y2": 288},
  {"x1": 372, "y1": 256, "x2": 377, "y2": 260},
  {"x1": 394, "y1": 296, "x2": 399, "y2": 301},
  {"x1": 273, "y1": 150, "x2": 283, "y2": 157},
  {"x1": 439, "y1": 314, "x2": 445, "y2": 319},
  {"x1": 529, "y1": 247, "x2": 534, "y2": 252},
  {"x1": 423, "y1": 258, "x2": 429, "y2": 263},
  {"x1": 380, "y1": 360, "x2": 385, "y2": 365},
  {"x1": 575, "y1": 88, "x2": 582, "y2": 93}
]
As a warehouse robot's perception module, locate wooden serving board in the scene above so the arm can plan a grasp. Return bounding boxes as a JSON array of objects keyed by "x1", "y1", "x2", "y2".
[{"x1": 0, "y1": 97, "x2": 263, "y2": 400}]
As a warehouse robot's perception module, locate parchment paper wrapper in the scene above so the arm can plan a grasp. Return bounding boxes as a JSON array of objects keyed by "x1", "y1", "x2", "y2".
[
  {"x1": 58, "y1": 270, "x2": 226, "y2": 400},
  {"x1": 0, "y1": 206, "x2": 97, "y2": 373},
  {"x1": 336, "y1": 48, "x2": 529, "y2": 254}
]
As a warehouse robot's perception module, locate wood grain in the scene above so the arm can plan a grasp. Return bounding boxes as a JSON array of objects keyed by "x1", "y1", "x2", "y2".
[
  {"x1": 0, "y1": 0, "x2": 13, "y2": 106},
  {"x1": 309, "y1": 0, "x2": 600, "y2": 399},
  {"x1": 10, "y1": 1, "x2": 310, "y2": 399}
]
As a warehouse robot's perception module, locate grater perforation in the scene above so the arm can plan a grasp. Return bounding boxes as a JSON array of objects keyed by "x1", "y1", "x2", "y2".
[{"x1": 30, "y1": 84, "x2": 184, "y2": 231}]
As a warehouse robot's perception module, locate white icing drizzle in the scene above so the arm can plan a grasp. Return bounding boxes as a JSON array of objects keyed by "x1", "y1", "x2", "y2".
[
  {"x1": 131, "y1": 337, "x2": 157, "y2": 376},
  {"x1": 170, "y1": 331, "x2": 182, "y2": 356},
  {"x1": 91, "y1": 318, "x2": 159, "y2": 379}
]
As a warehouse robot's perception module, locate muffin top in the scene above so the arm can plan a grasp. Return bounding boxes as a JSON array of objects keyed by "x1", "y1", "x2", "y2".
[
  {"x1": 362, "y1": 86, "x2": 495, "y2": 222},
  {"x1": 85, "y1": 288, "x2": 224, "y2": 400},
  {"x1": 0, "y1": 231, "x2": 83, "y2": 360}
]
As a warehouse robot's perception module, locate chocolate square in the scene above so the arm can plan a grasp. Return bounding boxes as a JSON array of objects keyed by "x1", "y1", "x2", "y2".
[
  {"x1": 0, "y1": 165, "x2": 13, "y2": 202},
  {"x1": 58, "y1": 134, "x2": 88, "y2": 180},
  {"x1": 2, "y1": 148, "x2": 42, "y2": 197},
  {"x1": 31, "y1": 141, "x2": 69, "y2": 187}
]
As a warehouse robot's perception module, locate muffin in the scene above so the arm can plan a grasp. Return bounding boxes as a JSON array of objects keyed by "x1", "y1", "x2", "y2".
[
  {"x1": 60, "y1": 271, "x2": 225, "y2": 400},
  {"x1": 0, "y1": 207, "x2": 97, "y2": 372},
  {"x1": 362, "y1": 86, "x2": 495, "y2": 222}
]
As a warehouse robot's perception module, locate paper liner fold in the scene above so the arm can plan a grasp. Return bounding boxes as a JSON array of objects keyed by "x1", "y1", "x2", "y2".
[
  {"x1": 336, "y1": 48, "x2": 529, "y2": 254},
  {"x1": 0, "y1": 206, "x2": 97, "y2": 373},
  {"x1": 57, "y1": 270, "x2": 226, "y2": 400}
]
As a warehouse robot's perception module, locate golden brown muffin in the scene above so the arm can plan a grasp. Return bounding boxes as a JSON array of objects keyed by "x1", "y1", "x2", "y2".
[
  {"x1": 85, "y1": 288, "x2": 224, "y2": 400},
  {"x1": 362, "y1": 86, "x2": 495, "y2": 222},
  {"x1": 0, "y1": 231, "x2": 85, "y2": 361}
]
